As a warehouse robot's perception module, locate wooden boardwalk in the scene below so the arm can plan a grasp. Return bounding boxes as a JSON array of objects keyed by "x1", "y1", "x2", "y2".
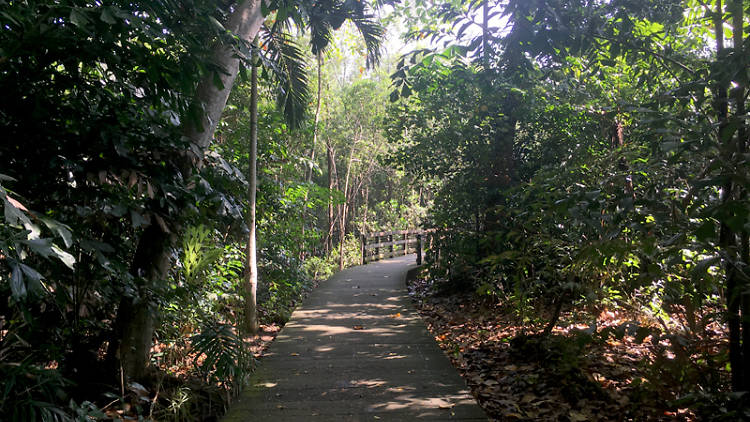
[{"x1": 223, "y1": 255, "x2": 487, "y2": 421}]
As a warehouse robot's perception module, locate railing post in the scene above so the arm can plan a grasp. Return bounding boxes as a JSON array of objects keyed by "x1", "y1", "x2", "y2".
[
  {"x1": 361, "y1": 233, "x2": 367, "y2": 265},
  {"x1": 375, "y1": 235, "x2": 380, "y2": 262},
  {"x1": 403, "y1": 232, "x2": 408, "y2": 255},
  {"x1": 388, "y1": 234, "x2": 394, "y2": 258},
  {"x1": 417, "y1": 233, "x2": 423, "y2": 264}
]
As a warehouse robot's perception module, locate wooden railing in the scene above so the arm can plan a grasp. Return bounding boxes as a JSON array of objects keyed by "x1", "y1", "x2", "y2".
[{"x1": 360, "y1": 229, "x2": 433, "y2": 265}]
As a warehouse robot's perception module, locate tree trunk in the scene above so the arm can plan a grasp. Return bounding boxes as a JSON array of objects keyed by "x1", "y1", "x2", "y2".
[
  {"x1": 110, "y1": 0, "x2": 266, "y2": 380},
  {"x1": 243, "y1": 37, "x2": 260, "y2": 336},
  {"x1": 300, "y1": 52, "x2": 323, "y2": 259},
  {"x1": 183, "y1": 0, "x2": 267, "y2": 165},
  {"x1": 307, "y1": 52, "x2": 323, "y2": 183},
  {"x1": 326, "y1": 140, "x2": 336, "y2": 255},
  {"x1": 339, "y1": 146, "x2": 356, "y2": 270},
  {"x1": 362, "y1": 186, "x2": 369, "y2": 234},
  {"x1": 108, "y1": 224, "x2": 170, "y2": 381}
]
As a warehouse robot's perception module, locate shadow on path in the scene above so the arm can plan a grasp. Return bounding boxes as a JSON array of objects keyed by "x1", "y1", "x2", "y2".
[{"x1": 223, "y1": 255, "x2": 487, "y2": 421}]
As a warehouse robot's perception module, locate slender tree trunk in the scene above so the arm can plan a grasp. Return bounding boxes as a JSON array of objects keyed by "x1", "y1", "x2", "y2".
[
  {"x1": 307, "y1": 52, "x2": 323, "y2": 183},
  {"x1": 243, "y1": 37, "x2": 260, "y2": 336},
  {"x1": 300, "y1": 52, "x2": 323, "y2": 259},
  {"x1": 362, "y1": 186, "x2": 369, "y2": 234},
  {"x1": 326, "y1": 140, "x2": 335, "y2": 255},
  {"x1": 339, "y1": 147, "x2": 356, "y2": 270}
]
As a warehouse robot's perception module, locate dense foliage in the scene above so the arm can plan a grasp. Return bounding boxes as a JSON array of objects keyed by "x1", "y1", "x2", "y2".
[
  {"x1": 3, "y1": 0, "x2": 749, "y2": 419},
  {"x1": 386, "y1": 0, "x2": 750, "y2": 417},
  {"x1": 0, "y1": 0, "x2": 412, "y2": 419}
]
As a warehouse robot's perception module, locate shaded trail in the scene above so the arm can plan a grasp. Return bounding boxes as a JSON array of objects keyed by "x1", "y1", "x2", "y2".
[{"x1": 223, "y1": 255, "x2": 487, "y2": 421}]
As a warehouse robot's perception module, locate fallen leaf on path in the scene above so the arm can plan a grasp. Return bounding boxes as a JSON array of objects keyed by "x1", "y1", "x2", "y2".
[{"x1": 353, "y1": 325, "x2": 365, "y2": 330}]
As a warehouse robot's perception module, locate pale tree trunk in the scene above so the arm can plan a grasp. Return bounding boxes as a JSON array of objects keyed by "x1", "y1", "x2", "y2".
[
  {"x1": 361, "y1": 186, "x2": 369, "y2": 234},
  {"x1": 307, "y1": 52, "x2": 323, "y2": 183},
  {"x1": 339, "y1": 146, "x2": 356, "y2": 270},
  {"x1": 243, "y1": 37, "x2": 260, "y2": 336},
  {"x1": 326, "y1": 140, "x2": 336, "y2": 255},
  {"x1": 110, "y1": 0, "x2": 267, "y2": 380},
  {"x1": 300, "y1": 52, "x2": 323, "y2": 258}
]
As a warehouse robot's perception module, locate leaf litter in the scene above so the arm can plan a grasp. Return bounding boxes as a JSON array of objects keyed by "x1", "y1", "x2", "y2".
[{"x1": 407, "y1": 273, "x2": 699, "y2": 421}]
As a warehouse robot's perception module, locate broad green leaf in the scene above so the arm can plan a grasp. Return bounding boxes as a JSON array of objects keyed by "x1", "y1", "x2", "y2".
[
  {"x1": 39, "y1": 217, "x2": 73, "y2": 248},
  {"x1": 51, "y1": 244, "x2": 76, "y2": 269},
  {"x1": 70, "y1": 8, "x2": 90, "y2": 28},
  {"x1": 100, "y1": 7, "x2": 117, "y2": 25},
  {"x1": 21, "y1": 238, "x2": 55, "y2": 259},
  {"x1": 10, "y1": 263, "x2": 26, "y2": 300}
]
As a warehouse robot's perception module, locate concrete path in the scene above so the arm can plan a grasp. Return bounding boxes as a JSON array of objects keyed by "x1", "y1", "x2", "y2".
[{"x1": 223, "y1": 255, "x2": 487, "y2": 421}]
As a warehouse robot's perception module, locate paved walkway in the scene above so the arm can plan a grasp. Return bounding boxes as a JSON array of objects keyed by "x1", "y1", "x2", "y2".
[{"x1": 223, "y1": 255, "x2": 487, "y2": 421}]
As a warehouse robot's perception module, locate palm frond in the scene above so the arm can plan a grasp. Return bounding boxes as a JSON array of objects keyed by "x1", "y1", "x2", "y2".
[
  {"x1": 260, "y1": 28, "x2": 310, "y2": 129},
  {"x1": 349, "y1": 13, "x2": 384, "y2": 68},
  {"x1": 309, "y1": 19, "x2": 334, "y2": 55},
  {"x1": 191, "y1": 322, "x2": 253, "y2": 386}
]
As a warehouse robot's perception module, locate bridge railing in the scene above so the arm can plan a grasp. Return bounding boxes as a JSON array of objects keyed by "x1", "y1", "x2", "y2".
[{"x1": 360, "y1": 229, "x2": 435, "y2": 265}]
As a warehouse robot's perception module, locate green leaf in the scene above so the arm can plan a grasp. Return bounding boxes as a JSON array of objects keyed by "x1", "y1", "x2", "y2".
[
  {"x1": 10, "y1": 263, "x2": 26, "y2": 300},
  {"x1": 100, "y1": 7, "x2": 117, "y2": 25},
  {"x1": 694, "y1": 220, "x2": 716, "y2": 242},
  {"x1": 39, "y1": 217, "x2": 73, "y2": 248},
  {"x1": 19, "y1": 263, "x2": 43, "y2": 282},
  {"x1": 21, "y1": 238, "x2": 55, "y2": 259},
  {"x1": 3, "y1": 197, "x2": 31, "y2": 226},
  {"x1": 212, "y1": 71, "x2": 225, "y2": 90},
  {"x1": 70, "y1": 8, "x2": 90, "y2": 28},
  {"x1": 130, "y1": 210, "x2": 150, "y2": 228},
  {"x1": 51, "y1": 244, "x2": 76, "y2": 269},
  {"x1": 19, "y1": 263, "x2": 45, "y2": 294},
  {"x1": 400, "y1": 84, "x2": 411, "y2": 97},
  {"x1": 208, "y1": 16, "x2": 225, "y2": 33}
]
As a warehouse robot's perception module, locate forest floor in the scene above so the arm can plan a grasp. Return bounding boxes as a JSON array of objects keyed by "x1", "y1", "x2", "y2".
[{"x1": 406, "y1": 271, "x2": 707, "y2": 421}]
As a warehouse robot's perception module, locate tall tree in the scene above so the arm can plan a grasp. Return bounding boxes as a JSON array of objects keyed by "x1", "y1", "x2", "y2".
[{"x1": 243, "y1": 36, "x2": 261, "y2": 335}]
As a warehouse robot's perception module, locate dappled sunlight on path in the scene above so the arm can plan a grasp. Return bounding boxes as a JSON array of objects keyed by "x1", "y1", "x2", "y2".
[{"x1": 223, "y1": 255, "x2": 487, "y2": 421}]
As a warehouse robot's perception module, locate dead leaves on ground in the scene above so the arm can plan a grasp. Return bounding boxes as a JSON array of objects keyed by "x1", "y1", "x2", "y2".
[{"x1": 407, "y1": 277, "x2": 696, "y2": 421}]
